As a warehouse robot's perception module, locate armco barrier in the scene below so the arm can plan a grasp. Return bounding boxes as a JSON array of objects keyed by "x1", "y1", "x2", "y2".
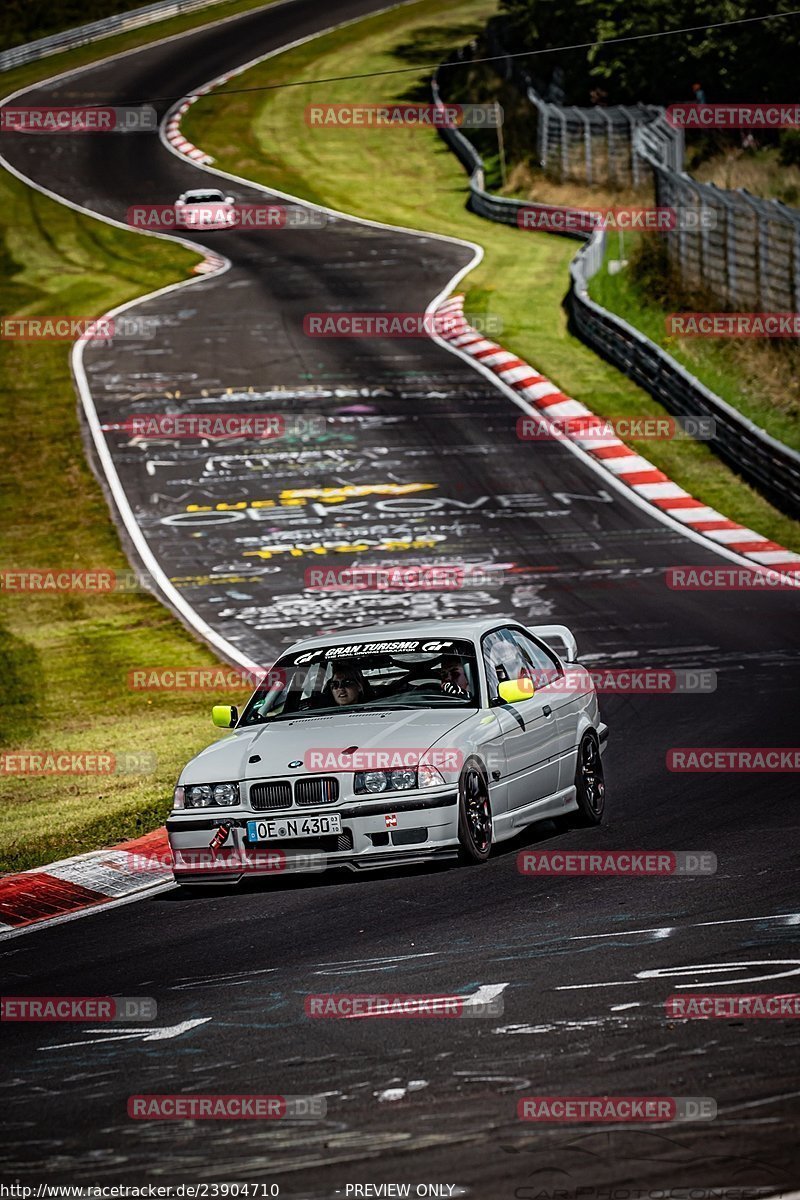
[
  {"x1": 569, "y1": 237, "x2": 800, "y2": 517},
  {"x1": 482, "y1": 20, "x2": 800, "y2": 348},
  {"x1": 0, "y1": 0, "x2": 227, "y2": 72},
  {"x1": 432, "y1": 73, "x2": 800, "y2": 519}
]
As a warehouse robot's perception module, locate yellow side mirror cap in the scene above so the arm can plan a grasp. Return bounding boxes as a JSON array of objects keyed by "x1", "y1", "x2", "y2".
[
  {"x1": 497, "y1": 678, "x2": 534, "y2": 704},
  {"x1": 212, "y1": 704, "x2": 237, "y2": 728}
]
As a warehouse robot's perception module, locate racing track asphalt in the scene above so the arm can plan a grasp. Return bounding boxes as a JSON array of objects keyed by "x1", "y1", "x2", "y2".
[{"x1": 0, "y1": 0, "x2": 799, "y2": 1192}]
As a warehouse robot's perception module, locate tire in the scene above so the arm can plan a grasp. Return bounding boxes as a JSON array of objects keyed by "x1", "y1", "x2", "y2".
[
  {"x1": 457, "y1": 760, "x2": 493, "y2": 863},
  {"x1": 572, "y1": 732, "x2": 606, "y2": 826}
]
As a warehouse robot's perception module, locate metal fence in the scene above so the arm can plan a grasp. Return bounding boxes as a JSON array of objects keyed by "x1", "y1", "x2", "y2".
[
  {"x1": 481, "y1": 27, "x2": 672, "y2": 189},
  {"x1": 636, "y1": 117, "x2": 800, "y2": 311},
  {"x1": 0, "y1": 0, "x2": 227, "y2": 73},
  {"x1": 482, "y1": 26, "x2": 800, "y2": 311},
  {"x1": 431, "y1": 71, "x2": 800, "y2": 519}
]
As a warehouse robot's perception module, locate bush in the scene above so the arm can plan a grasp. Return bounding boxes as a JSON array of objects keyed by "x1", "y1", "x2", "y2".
[{"x1": 779, "y1": 129, "x2": 800, "y2": 168}]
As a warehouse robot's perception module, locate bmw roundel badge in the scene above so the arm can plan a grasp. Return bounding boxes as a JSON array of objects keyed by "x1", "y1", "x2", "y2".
[{"x1": 288, "y1": 760, "x2": 303, "y2": 768}]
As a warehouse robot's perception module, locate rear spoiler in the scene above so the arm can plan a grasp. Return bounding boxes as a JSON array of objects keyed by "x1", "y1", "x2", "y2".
[{"x1": 529, "y1": 624, "x2": 579, "y2": 664}]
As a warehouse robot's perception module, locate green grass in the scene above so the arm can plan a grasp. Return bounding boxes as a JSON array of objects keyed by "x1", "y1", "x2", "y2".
[
  {"x1": 587, "y1": 233, "x2": 799, "y2": 451},
  {"x1": 183, "y1": 0, "x2": 800, "y2": 552},
  {"x1": 0, "y1": 7, "x2": 284, "y2": 874},
  {"x1": 3, "y1": 0, "x2": 798, "y2": 872}
]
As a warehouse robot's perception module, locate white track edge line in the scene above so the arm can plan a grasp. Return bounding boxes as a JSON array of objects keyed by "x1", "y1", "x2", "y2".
[{"x1": 159, "y1": 23, "x2": 797, "y2": 575}]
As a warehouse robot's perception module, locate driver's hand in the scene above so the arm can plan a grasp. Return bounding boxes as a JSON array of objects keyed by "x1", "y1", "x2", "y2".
[{"x1": 441, "y1": 681, "x2": 469, "y2": 698}]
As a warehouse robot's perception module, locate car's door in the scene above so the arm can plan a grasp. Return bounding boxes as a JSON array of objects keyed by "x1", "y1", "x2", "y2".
[
  {"x1": 507, "y1": 627, "x2": 580, "y2": 791},
  {"x1": 482, "y1": 627, "x2": 561, "y2": 811}
]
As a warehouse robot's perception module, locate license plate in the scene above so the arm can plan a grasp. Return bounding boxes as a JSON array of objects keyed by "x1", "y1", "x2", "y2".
[{"x1": 247, "y1": 814, "x2": 342, "y2": 841}]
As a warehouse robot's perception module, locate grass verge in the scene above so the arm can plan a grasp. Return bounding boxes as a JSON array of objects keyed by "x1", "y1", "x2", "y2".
[
  {"x1": 588, "y1": 233, "x2": 799, "y2": 451},
  {"x1": 183, "y1": 0, "x2": 800, "y2": 550},
  {"x1": 419, "y1": 55, "x2": 800, "y2": 450},
  {"x1": 0, "y1": 7, "x2": 281, "y2": 873}
]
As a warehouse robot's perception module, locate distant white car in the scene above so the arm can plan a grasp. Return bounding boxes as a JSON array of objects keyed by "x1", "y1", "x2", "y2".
[
  {"x1": 167, "y1": 618, "x2": 608, "y2": 884},
  {"x1": 174, "y1": 188, "x2": 236, "y2": 229}
]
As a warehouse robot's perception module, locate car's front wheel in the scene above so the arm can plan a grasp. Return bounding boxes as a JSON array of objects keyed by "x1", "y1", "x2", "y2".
[
  {"x1": 573, "y1": 732, "x2": 605, "y2": 825},
  {"x1": 458, "y1": 760, "x2": 493, "y2": 863}
]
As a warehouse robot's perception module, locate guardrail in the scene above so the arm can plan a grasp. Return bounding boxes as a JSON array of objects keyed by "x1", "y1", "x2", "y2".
[
  {"x1": 0, "y1": 0, "x2": 227, "y2": 72},
  {"x1": 480, "y1": 21, "x2": 800, "y2": 324},
  {"x1": 569, "y1": 235, "x2": 800, "y2": 517},
  {"x1": 431, "y1": 77, "x2": 594, "y2": 238},
  {"x1": 432, "y1": 70, "x2": 800, "y2": 519},
  {"x1": 635, "y1": 115, "x2": 800, "y2": 313}
]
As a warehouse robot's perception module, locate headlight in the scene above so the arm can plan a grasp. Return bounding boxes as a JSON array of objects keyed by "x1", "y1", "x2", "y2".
[
  {"x1": 357, "y1": 771, "x2": 389, "y2": 794},
  {"x1": 390, "y1": 768, "x2": 416, "y2": 790},
  {"x1": 418, "y1": 763, "x2": 446, "y2": 788},
  {"x1": 354, "y1": 769, "x2": 418, "y2": 795},
  {"x1": 183, "y1": 782, "x2": 240, "y2": 808}
]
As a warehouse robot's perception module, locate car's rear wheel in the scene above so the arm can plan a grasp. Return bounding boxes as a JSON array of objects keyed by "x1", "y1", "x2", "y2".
[
  {"x1": 573, "y1": 732, "x2": 605, "y2": 825},
  {"x1": 458, "y1": 760, "x2": 493, "y2": 863}
]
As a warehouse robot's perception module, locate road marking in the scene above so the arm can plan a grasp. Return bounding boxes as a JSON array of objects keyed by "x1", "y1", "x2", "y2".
[
  {"x1": 376, "y1": 1079, "x2": 429, "y2": 1102},
  {"x1": 168, "y1": 966, "x2": 278, "y2": 989},
  {"x1": 41, "y1": 1018, "x2": 211, "y2": 1049},
  {"x1": 313, "y1": 951, "x2": 439, "y2": 974},
  {"x1": 556, "y1": 960, "x2": 800, "y2": 991},
  {"x1": 344, "y1": 982, "x2": 508, "y2": 1019},
  {"x1": 566, "y1": 912, "x2": 799, "y2": 941}
]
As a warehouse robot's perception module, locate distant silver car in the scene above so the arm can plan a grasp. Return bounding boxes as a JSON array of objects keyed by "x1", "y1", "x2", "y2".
[
  {"x1": 167, "y1": 618, "x2": 608, "y2": 884},
  {"x1": 174, "y1": 187, "x2": 236, "y2": 229}
]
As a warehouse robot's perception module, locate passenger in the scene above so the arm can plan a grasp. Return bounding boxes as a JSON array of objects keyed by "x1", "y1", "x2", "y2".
[{"x1": 440, "y1": 655, "x2": 471, "y2": 697}]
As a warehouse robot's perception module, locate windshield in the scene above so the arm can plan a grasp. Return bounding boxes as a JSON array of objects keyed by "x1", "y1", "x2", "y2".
[
  {"x1": 184, "y1": 191, "x2": 225, "y2": 203},
  {"x1": 240, "y1": 637, "x2": 480, "y2": 725}
]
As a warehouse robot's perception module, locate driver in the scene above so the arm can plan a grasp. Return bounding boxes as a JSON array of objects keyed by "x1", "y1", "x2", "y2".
[
  {"x1": 328, "y1": 666, "x2": 369, "y2": 707},
  {"x1": 440, "y1": 655, "x2": 471, "y2": 698}
]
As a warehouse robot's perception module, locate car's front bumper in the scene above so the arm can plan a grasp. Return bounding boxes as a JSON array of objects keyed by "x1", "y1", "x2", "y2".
[{"x1": 166, "y1": 789, "x2": 460, "y2": 884}]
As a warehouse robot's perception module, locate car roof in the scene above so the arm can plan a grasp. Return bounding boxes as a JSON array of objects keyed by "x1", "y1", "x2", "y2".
[
  {"x1": 283, "y1": 617, "x2": 515, "y2": 654},
  {"x1": 182, "y1": 189, "x2": 225, "y2": 199}
]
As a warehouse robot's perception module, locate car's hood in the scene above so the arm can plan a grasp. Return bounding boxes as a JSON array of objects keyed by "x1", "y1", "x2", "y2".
[{"x1": 180, "y1": 708, "x2": 473, "y2": 783}]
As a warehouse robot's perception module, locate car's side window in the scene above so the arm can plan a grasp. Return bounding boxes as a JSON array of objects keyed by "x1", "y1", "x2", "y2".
[
  {"x1": 482, "y1": 628, "x2": 532, "y2": 703},
  {"x1": 508, "y1": 629, "x2": 563, "y2": 688}
]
